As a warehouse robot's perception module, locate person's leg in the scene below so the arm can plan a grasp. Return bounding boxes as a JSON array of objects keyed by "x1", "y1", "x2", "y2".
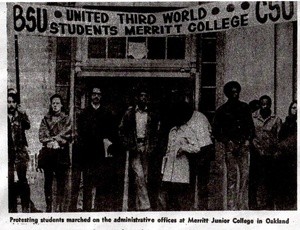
[
  {"x1": 249, "y1": 147, "x2": 259, "y2": 210},
  {"x1": 8, "y1": 163, "x2": 17, "y2": 212},
  {"x1": 156, "y1": 182, "x2": 169, "y2": 211},
  {"x1": 198, "y1": 161, "x2": 210, "y2": 210},
  {"x1": 237, "y1": 143, "x2": 250, "y2": 210},
  {"x1": 82, "y1": 168, "x2": 93, "y2": 211},
  {"x1": 225, "y1": 146, "x2": 239, "y2": 210},
  {"x1": 264, "y1": 156, "x2": 275, "y2": 210},
  {"x1": 177, "y1": 183, "x2": 193, "y2": 211},
  {"x1": 131, "y1": 153, "x2": 151, "y2": 211},
  {"x1": 16, "y1": 162, "x2": 30, "y2": 212},
  {"x1": 69, "y1": 167, "x2": 82, "y2": 211},
  {"x1": 94, "y1": 164, "x2": 109, "y2": 211},
  {"x1": 44, "y1": 169, "x2": 54, "y2": 212},
  {"x1": 55, "y1": 167, "x2": 68, "y2": 212}
]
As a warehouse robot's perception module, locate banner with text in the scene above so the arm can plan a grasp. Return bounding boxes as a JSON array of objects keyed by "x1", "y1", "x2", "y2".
[{"x1": 9, "y1": 1, "x2": 297, "y2": 37}]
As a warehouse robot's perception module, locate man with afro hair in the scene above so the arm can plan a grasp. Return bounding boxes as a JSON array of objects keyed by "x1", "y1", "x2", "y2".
[{"x1": 212, "y1": 81, "x2": 255, "y2": 210}]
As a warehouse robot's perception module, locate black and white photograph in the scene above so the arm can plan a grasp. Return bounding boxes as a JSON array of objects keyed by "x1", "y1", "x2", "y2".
[{"x1": 2, "y1": 1, "x2": 298, "y2": 229}]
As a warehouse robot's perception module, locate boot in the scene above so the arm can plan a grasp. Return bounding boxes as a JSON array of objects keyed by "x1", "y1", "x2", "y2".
[
  {"x1": 29, "y1": 200, "x2": 42, "y2": 213},
  {"x1": 20, "y1": 182, "x2": 30, "y2": 213}
]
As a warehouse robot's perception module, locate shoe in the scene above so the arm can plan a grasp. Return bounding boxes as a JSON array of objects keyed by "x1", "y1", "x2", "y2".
[{"x1": 30, "y1": 206, "x2": 43, "y2": 213}]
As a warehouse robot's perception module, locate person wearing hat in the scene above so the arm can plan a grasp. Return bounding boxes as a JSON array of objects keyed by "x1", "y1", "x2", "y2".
[{"x1": 212, "y1": 81, "x2": 255, "y2": 210}]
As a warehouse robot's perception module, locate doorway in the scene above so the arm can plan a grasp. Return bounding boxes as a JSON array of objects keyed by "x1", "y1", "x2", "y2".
[{"x1": 74, "y1": 76, "x2": 195, "y2": 124}]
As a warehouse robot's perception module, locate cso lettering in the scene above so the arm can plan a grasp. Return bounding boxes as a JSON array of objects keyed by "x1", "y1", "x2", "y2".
[{"x1": 256, "y1": 1, "x2": 294, "y2": 24}]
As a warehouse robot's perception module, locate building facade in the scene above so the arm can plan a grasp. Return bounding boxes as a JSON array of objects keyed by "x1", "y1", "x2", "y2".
[{"x1": 7, "y1": 2, "x2": 297, "y2": 210}]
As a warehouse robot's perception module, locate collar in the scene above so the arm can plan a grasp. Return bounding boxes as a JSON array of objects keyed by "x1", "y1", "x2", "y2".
[
  {"x1": 8, "y1": 110, "x2": 19, "y2": 120},
  {"x1": 253, "y1": 109, "x2": 276, "y2": 121},
  {"x1": 91, "y1": 103, "x2": 101, "y2": 110},
  {"x1": 45, "y1": 111, "x2": 66, "y2": 120},
  {"x1": 135, "y1": 105, "x2": 148, "y2": 113}
]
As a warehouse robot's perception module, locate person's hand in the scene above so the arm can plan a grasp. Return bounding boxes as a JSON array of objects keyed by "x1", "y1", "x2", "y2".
[
  {"x1": 177, "y1": 147, "x2": 186, "y2": 157},
  {"x1": 17, "y1": 105, "x2": 26, "y2": 114},
  {"x1": 273, "y1": 150, "x2": 282, "y2": 159},
  {"x1": 36, "y1": 167, "x2": 43, "y2": 173},
  {"x1": 226, "y1": 140, "x2": 235, "y2": 152},
  {"x1": 52, "y1": 140, "x2": 60, "y2": 149},
  {"x1": 245, "y1": 140, "x2": 250, "y2": 146},
  {"x1": 47, "y1": 141, "x2": 54, "y2": 148}
]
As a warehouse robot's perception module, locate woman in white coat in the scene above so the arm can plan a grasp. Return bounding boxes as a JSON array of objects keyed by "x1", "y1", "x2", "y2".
[{"x1": 160, "y1": 101, "x2": 212, "y2": 211}]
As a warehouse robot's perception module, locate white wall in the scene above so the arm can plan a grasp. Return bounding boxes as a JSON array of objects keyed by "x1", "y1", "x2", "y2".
[
  {"x1": 7, "y1": 32, "x2": 56, "y2": 156},
  {"x1": 218, "y1": 22, "x2": 295, "y2": 120}
]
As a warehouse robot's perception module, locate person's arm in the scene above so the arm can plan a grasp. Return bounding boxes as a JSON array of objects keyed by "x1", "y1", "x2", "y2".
[
  {"x1": 119, "y1": 109, "x2": 130, "y2": 149},
  {"x1": 179, "y1": 138, "x2": 201, "y2": 154},
  {"x1": 39, "y1": 118, "x2": 53, "y2": 144},
  {"x1": 104, "y1": 110, "x2": 118, "y2": 144},
  {"x1": 177, "y1": 127, "x2": 201, "y2": 156},
  {"x1": 19, "y1": 110, "x2": 30, "y2": 130},
  {"x1": 53, "y1": 116, "x2": 72, "y2": 145},
  {"x1": 275, "y1": 117, "x2": 282, "y2": 140},
  {"x1": 194, "y1": 113, "x2": 213, "y2": 148},
  {"x1": 245, "y1": 105, "x2": 255, "y2": 144},
  {"x1": 212, "y1": 109, "x2": 224, "y2": 142}
]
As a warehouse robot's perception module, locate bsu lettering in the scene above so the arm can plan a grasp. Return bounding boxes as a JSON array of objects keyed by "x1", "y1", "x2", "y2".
[{"x1": 13, "y1": 5, "x2": 48, "y2": 33}]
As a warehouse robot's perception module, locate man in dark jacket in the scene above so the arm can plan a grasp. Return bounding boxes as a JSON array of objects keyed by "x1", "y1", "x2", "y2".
[
  {"x1": 77, "y1": 87, "x2": 117, "y2": 211},
  {"x1": 8, "y1": 93, "x2": 31, "y2": 212},
  {"x1": 119, "y1": 89, "x2": 160, "y2": 211},
  {"x1": 212, "y1": 81, "x2": 255, "y2": 210}
]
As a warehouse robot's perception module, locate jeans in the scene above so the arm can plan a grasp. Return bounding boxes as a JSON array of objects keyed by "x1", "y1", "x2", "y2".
[
  {"x1": 130, "y1": 142, "x2": 151, "y2": 210},
  {"x1": 44, "y1": 167, "x2": 68, "y2": 212},
  {"x1": 8, "y1": 161, "x2": 30, "y2": 212},
  {"x1": 220, "y1": 141, "x2": 250, "y2": 210}
]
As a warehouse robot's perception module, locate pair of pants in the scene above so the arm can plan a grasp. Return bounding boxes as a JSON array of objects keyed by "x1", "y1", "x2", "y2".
[
  {"x1": 82, "y1": 164, "x2": 113, "y2": 211},
  {"x1": 157, "y1": 182, "x2": 193, "y2": 211},
  {"x1": 255, "y1": 156, "x2": 276, "y2": 210},
  {"x1": 8, "y1": 161, "x2": 30, "y2": 212},
  {"x1": 69, "y1": 167, "x2": 81, "y2": 211},
  {"x1": 44, "y1": 167, "x2": 68, "y2": 212},
  {"x1": 130, "y1": 143, "x2": 151, "y2": 210},
  {"x1": 220, "y1": 141, "x2": 250, "y2": 210}
]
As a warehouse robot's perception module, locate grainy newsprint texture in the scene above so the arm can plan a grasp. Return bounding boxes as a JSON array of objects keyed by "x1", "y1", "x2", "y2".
[{"x1": 2, "y1": 1, "x2": 298, "y2": 230}]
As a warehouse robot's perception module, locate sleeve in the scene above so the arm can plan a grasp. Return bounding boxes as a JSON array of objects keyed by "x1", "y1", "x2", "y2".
[
  {"x1": 179, "y1": 127, "x2": 202, "y2": 154},
  {"x1": 278, "y1": 120, "x2": 289, "y2": 142},
  {"x1": 76, "y1": 111, "x2": 86, "y2": 144},
  {"x1": 195, "y1": 113, "x2": 213, "y2": 148},
  {"x1": 39, "y1": 118, "x2": 53, "y2": 144},
  {"x1": 165, "y1": 129, "x2": 174, "y2": 156},
  {"x1": 53, "y1": 116, "x2": 72, "y2": 145},
  {"x1": 180, "y1": 142, "x2": 201, "y2": 154},
  {"x1": 21, "y1": 112, "x2": 30, "y2": 130},
  {"x1": 212, "y1": 109, "x2": 224, "y2": 142},
  {"x1": 105, "y1": 110, "x2": 118, "y2": 144},
  {"x1": 245, "y1": 105, "x2": 256, "y2": 141},
  {"x1": 119, "y1": 110, "x2": 130, "y2": 149},
  {"x1": 276, "y1": 117, "x2": 282, "y2": 139}
]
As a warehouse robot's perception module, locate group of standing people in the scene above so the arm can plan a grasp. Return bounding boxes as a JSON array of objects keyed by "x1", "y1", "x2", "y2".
[
  {"x1": 8, "y1": 81, "x2": 297, "y2": 212},
  {"x1": 213, "y1": 81, "x2": 297, "y2": 210}
]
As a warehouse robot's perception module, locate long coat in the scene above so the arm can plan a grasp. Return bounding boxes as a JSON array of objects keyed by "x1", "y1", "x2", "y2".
[
  {"x1": 77, "y1": 105, "x2": 116, "y2": 168},
  {"x1": 162, "y1": 111, "x2": 212, "y2": 184}
]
